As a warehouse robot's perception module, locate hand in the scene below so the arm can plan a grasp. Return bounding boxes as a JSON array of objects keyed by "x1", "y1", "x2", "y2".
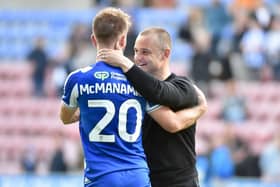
[
  {"x1": 97, "y1": 49, "x2": 123, "y2": 66},
  {"x1": 96, "y1": 49, "x2": 134, "y2": 72}
]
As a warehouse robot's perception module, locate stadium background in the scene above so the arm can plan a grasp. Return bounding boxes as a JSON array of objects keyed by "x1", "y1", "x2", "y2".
[{"x1": 0, "y1": 0, "x2": 280, "y2": 186}]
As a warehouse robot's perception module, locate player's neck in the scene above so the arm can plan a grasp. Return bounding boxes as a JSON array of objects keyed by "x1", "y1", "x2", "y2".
[
  {"x1": 97, "y1": 45, "x2": 114, "y2": 50},
  {"x1": 97, "y1": 40, "x2": 123, "y2": 51}
]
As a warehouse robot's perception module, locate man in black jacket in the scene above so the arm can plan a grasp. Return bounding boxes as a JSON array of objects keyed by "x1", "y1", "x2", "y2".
[{"x1": 98, "y1": 27, "x2": 203, "y2": 187}]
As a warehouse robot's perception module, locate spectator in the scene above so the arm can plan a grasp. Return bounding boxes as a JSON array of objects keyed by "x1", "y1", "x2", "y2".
[
  {"x1": 240, "y1": 12, "x2": 266, "y2": 80},
  {"x1": 230, "y1": 0, "x2": 262, "y2": 13},
  {"x1": 65, "y1": 23, "x2": 94, "y2": 73},
  {"x1": 230, "y1": 10, "x2": 249, "y2": 54},
  {"x1": 178, "y1": 19, "x2": 193, "y2": 44},
  {"x1": 178, "y1": 7, "x2": 204, "y2": 67},
  {"x1": 260, "y1": 129, "x2": 280, "y2": 182},
  {"x1": 179, "y1": 7, "x2": 205, "y2": 44},
  {"x1": 232, "y1": 138, "x2": 250, "y2": 176},
  {"x1": 196, "y1": 136, "x2": 212, "y2": 186},
  {"x1": 220, "y1": 80, "x2": 248, "y2": 123},
  {"x1": 224, "y1": 9, "x2": 249, "y2": 80},
  {"x1": 204, "y1": 0, "x2": 230, "y2": 56},
  {"x1": 27, "y1": 37, "x2": 49, "y2": 97},
  {"x1": 49, "y1": 133, "x2": 67, "y2": 173},
  {"x1": 20, "y1": 145, "x2": 38, "y2": 173},
  {"x1": 190, "y1": 28, "x2": 213, "y2": 97},
  {"x1": 50, "y1": 60, "x2": 68, "y2": 97},
  {"x1": 124, "y1": 25, "x2": 138, "y2": 61},
  {"x1": 265, "y1": 15, "x2": 280, "y2": 81},
  {"x1": 209, "y1": 129, "x2": 235, "y2": 180},
  {"x1": 209, "y1": 40, "x2": 234, "y2": 82},
  {"x1": 143, "y1": 0, "x2": 177, "y2": 8},
  {"x1": 233, "y1": 136, "x2": 261, "y2": 178},
  {"x1": 255, "y1": 3, "x2": 272, "y2": 30}
]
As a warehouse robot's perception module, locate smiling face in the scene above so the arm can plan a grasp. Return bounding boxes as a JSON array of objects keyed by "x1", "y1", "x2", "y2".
[{"x1": 133, "y1": 33, "x2": 165, "y2": 74}]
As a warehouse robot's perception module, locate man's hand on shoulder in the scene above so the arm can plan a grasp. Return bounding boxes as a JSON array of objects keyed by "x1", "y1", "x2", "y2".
[{"x1": 97, "y1": 49, "x2": 134, "y2": 72}]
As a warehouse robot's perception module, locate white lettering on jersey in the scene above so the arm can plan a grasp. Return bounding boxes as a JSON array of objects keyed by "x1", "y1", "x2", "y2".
[{"x1": 79, "y1": 83, "x2": 141, "y2": 96}]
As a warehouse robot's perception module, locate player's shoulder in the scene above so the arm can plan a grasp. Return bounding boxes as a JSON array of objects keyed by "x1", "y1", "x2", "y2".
[
  {"x1": 65, "y1": 66, "x2": 93, "y2": 83},
  {"x1": 73, "y1": 65, "x2": 96, "y2": 76}
]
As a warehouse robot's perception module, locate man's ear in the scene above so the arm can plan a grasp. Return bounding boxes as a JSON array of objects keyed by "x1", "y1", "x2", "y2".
[
  {"x1": 91, "y1": 34, "x2": 97, "y2": 47},
  {"x1": 162, "y1": 48, "x2": 171, "y2": 60},
  {"x1": 118, "y1": 35, "x2": 127, "y2": 50}
]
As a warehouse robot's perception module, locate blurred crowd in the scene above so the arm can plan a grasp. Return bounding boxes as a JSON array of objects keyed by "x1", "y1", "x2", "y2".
[
  {"x1": 25, "y1": 0, "x2": 280, "y2": 98},
  {"x1": 1, "y1": 0, "x2": 280, "y2": 185}
]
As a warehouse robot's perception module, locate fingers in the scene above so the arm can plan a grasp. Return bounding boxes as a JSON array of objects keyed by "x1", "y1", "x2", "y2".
[
  {"x1": 97, "y1": 49, "x2": 110, "y2": 61},
  {"x1": 97, "y1": 49, "x2": 122, "y2": 60},
  {"x1": 97, "y1": 49, "x2": 117, "y2": 58},
  {"x1": 98, "y1": 49, "x2": 113, "y2": 53},
  {"x1": 96, "y1": 53, "x2": 106, "y2": 62},
  {"x1": 97, "y1": 52, "x2": 106, "y2": 59}
]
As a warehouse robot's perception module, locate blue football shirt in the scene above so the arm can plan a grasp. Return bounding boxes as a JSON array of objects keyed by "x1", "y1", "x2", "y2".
[{"x1": 62, "y1": 61, "x2": 158, "y2": 182}]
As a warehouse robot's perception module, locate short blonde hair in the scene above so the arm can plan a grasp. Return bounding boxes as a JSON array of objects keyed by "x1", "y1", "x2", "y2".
[
  {"x1": 139, "y1": 27, "x2": 172, "y2": 50},
  {"x1": 93, "y1": 7, "x2": 131, "y2": 45}
]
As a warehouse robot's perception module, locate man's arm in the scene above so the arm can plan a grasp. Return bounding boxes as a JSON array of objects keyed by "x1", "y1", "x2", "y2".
[
  {"x1": 60, "y1": 71, "x2": 80, "y2": 125},
  {"x1": 150, "y1": 87, "x2": 207, "y2": 132},
  {"x1": 97, "y1": 49, "x2": 197, "y2": 109},
  {"x1": 60, "y1": 103, "x2": 80, "y2": 124},
  {"x1": 149, "y1": 85, "x2": 207, "y2": 132},
  {"x1": 126, "y1": 65, "x2": 197, "y2": 108},
  {"x1": 150, "y1": 104, "x2": 205, "y2": 133}
]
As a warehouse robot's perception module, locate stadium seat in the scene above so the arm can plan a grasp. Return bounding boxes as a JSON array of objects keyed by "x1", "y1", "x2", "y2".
[
  {"x1": 25, "y1": 135, "x2": 56, "y2": 153},
  {"x1": 263, "y1": 82, "x2": 280, "y2": 102},
  {"x1": 43, "y1": 98, "x2": 61, "y2": 117},
  {"x1": 239, "y1": 81, "x2": 264, "y2": 102},
  {"x1": 196, "y1": 119, "x2": 226, "y2": 137},
  {"x1": 135, "y1": 8, "x2": 187, "y2": 40},
  {"x1": 0, "y1": 134, "x2": 24, "y2": 161},
  {"x1": 203, "y1": 99, "x2": 222, "y2": 119},
  {"x1": 247, "y1": 102, "x2": 269, "y2": 122},
  {"x1": 13, "y1": 80, "x2": 33, "y2": 97},
  {"x1": 195, "y1": 136, "x2": 210, "y2": 155},
  {"x1": 208, "y1": 81, "x2": 225, "y2": 98},
  {"x1": 0, "y1": 62, "x2": 32, "y2": 80},
  {"x1": 269, "y1": 103, "x2": 280, "y2": 123},
  {"x1": 171, "y1": 41, "x2": 193, "y2": 62},
  {"x1": 178, "y1": 0, "x2": 212, "y2": 7},
  {"x1": 233, "y1": 121, "x2": 256, "y2": 142}
]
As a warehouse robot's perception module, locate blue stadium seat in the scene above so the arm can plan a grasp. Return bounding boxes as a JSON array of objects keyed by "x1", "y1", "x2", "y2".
[
  {"x1": 0, "y1": 40, "x2": 6, "y2": 59},
  {"x1": 0, "y1": 9, "x2": 113, "y2": 60},
  {"x1": 171, "y1": 40, "x2": 193, "y2": 62},
  {"x1": 0, "y1": 10, "x2": 19, "y2": 23},
  {"x1": 178, "y1": 0, "x2": 211, "y2": 7},
  {"x1": 178, "y1": 0, "x2": 232, "y2": 7},
  {"x1": 135, "y1": 8, "x2": 187, "y2": 40}
]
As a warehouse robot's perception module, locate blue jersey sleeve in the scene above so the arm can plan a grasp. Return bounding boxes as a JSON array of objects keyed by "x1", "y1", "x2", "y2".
[{"x1": 62, "y1": 72, "x2": 79, "y2": 108}]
